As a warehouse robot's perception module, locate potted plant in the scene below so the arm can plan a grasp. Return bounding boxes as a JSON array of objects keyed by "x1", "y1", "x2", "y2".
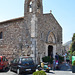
[{"x1": 72, "y1": 60, "x2": 75, "y2": 73}]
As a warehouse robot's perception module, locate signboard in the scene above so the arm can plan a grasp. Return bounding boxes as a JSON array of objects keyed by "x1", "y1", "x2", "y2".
[{"x1": 72, "y1": 56, "x2": 75, "y2": 64}]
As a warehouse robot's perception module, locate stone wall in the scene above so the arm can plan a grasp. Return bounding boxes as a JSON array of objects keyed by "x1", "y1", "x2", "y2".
[
  {"x1": 0, "y1": 12, "x2": 62, "y2": 62},
  {"x1": 36, "y1": 13, "x2": 62, "y2": 58},
  {"x1": 0, "y1": 17, "x2": 31, "y2": 61}
]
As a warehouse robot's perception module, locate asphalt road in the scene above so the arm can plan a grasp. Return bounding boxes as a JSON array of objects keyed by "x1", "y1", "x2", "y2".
[
  {"x1": 0, "y1": 70, "x2": 75, "y2": 75},
  {"x1": 0, "y1": 70, "x2": 32, "y2": 75}
]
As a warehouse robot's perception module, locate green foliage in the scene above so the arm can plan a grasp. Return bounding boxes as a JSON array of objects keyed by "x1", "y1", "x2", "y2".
[
  {"x1": 42, "y1": 56, "x2": 50, "y2": 62},
  {"x1": 71, "y1": 33, "x2": 75, "y2": 52},
  {"x1": 68, "y1": 50, "x2": 71, "y2": 53},
  {"x1": 58, "y1": 55, "x2": 64, "y2": 63},
  {"x1": 69, "y1": 49, "x2": 72, "y2": 60},
  {"x1": 42, "y1": 56, "x2": 53, "y2": 64},
  {"x1": 73, "y1": 51, "x2": 75, "y2": 56},
  {"x1": 72, "y1": 33, "x2": 75, "y2": 42},
  {"x1": 33, "y1": 71, "x2": 46, "y2": 75},
  {"x1": 70, "y1": 33, "x2": 75, "y2": 61},
  {"x1": 72, "y1": 60, "x2": 75, "y2": 66},
  {"x1": 70, "y1": 40, "x2": 75, "y2": 52},
  {"x1": 50, "y1": 57, "x2": 54, "y2": 64},
  {"x1": 42, "y1": 55, "x2": 64, "y2": 64}
]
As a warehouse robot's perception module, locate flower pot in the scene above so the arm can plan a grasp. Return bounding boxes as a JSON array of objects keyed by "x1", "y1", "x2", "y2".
[{"x1": 72, "y1": 66, "x2": 75, "y2": 73}]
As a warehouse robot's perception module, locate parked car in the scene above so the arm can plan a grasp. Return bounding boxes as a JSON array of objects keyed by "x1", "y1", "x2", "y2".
[
  {"x1": 10, "y1": 56, "x2": 36, "y2": 74},
  {"x1": 37, "y1": 62, "x2": 51, "y2": 72},
  {"x1": 0, "y1": 56, "x2": 9, "y2": 71}
]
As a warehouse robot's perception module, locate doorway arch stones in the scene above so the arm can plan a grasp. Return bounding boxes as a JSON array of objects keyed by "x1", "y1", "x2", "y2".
[{"x1": 45, "y1": 31, "x2": 56, "y2": 58}]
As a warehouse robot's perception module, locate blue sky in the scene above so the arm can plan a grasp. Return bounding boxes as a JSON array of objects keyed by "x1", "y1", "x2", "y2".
[{"x1": 0, "y1": 0, "x2": 75, "y2": 44}]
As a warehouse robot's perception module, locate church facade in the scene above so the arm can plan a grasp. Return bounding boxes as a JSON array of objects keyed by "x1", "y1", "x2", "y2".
[{"x1": 0, "y1": 0, "x2": 62, "y2": 63}]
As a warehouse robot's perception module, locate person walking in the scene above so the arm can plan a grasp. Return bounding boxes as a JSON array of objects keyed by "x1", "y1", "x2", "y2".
[
  {"x1": 53, "y1": 59, "x2": 56, "y2": 70},
  {"x1": 55, "y1": 53, "x2": 59, "y2": 61},
  {"x1": 55, "y1": 53, "x2": 59, "y2": 70},
  {"x1": 63, "y1": 53, "x2": 67, "y2": 63}
]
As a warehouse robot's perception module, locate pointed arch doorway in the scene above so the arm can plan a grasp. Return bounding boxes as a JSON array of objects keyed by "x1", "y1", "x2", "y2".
[
  {"x1": 48, "y1": 45, "x2": 53, "y2": 58},
  {"x1": 45, "y1": 32, "x2": 56, "y2": 58}
]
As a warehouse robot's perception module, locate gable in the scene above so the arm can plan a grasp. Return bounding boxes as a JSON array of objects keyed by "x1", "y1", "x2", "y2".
[{"x1": 43, "y1": 13, "x2": 62, "y2": 30}]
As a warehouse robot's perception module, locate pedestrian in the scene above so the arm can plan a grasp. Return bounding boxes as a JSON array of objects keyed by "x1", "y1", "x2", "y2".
[
  {"x1": 55, "y1": 53, "x2": 59, "y2": 70},
  {"x1": 55, "y1": 53, "x2": 59, "y2": 62},
  {"x1": 53, "y1": 59, "x2": 56, "y2": 70},
  {"x1": 55, "y1": 59, "x2": 59, "y2": 70},
  {"x1": 63, "y1": 53, "x2": 67, "y2": 63},
  {"x1": 66, "y1": 53, "x2": 70, "y2": 64}
]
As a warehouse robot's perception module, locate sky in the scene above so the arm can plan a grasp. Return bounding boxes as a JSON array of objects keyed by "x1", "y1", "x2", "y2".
[{"x1": 0, "y1": 0, "x2": 75, "y2": 44}]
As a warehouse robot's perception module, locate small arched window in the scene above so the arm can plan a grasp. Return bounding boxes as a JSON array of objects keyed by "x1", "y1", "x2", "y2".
[
  {"x1": 37, "y1": 0, "x2": 42, "y2": 13},
  {"x1": 29, "y1": 1, "x2": 32, "y2": 12},
  {"x1": 0, "y1": 32, "x2": 3, "y2": 39}
]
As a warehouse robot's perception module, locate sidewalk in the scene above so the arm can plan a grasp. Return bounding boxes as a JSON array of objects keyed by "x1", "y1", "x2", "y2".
[{"x1": 47, "y1": 70, "x2": 75, "y2": 75}]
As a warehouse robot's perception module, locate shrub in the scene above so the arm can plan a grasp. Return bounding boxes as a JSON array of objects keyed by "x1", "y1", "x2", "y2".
[
  {"x1": 68, "y1": 50, "x2": 71, "y2": 53},
  {"x1": 42, "y1": 56, "x2": 50, "y2": 62},
  {"x1": 73, "y1": 51, "x2": 75, "y2": 56},
  {"x1": 33, "y1": 70, "x2": 46, "y2": 75},
  {"x1": 42, "y1": 56, "x2": 53, "y2": 64},
  {"x1": 72, "y1": 60, "x2": 75, "y2": 66},
  {"x1": 58, "y1": 55, "x2": 64, "y2": 63}
]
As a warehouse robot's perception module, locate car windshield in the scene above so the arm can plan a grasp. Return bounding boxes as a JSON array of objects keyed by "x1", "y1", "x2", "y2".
[
  {"x1": 0, "y1": 58, "x2": 1, "y2": 62},
  {"x1": 21, "y1": 57, "x2": 33, "y2": 62}
]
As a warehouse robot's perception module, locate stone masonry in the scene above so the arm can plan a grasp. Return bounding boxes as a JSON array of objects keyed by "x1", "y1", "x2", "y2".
[{"x1": 0, "y1": 0, "x2": 62, "y2": 63}]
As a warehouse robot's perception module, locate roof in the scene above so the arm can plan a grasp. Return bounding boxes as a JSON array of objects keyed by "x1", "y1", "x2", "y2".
[{"x1": 0, "y1": 17, "x2": 24, "y2": 24}]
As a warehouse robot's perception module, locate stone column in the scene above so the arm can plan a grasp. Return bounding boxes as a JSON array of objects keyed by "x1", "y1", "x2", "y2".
[
  {"x1": 45, "y1": 44, "x2": 48, "y2": 56},
  {"x1": 30, "y1": 14, "x2": 37, "y2": 64},
  {"x1": 53, "y1": 45, "x2": 56, "y2": 58}
]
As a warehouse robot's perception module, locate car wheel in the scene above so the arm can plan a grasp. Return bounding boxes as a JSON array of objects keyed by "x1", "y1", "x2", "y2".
[
  {"x1": 32, "y1": 69, "x2": 36, "y2": 73},
  {"x1": 17, "y1": 69, "x2": 21, "y2": 75},
  {"x1": 38, "y1": 67, "x2": 42, "y2": 71},
  {"x1": 3, "y1": 67, "x2": 5, "y2": 71}
]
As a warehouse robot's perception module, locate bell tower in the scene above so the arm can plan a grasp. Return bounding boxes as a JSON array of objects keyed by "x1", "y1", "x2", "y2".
[
  {"x1": 24, "y1": 0, "x2": 43, "y2": 14},
  {"x1": 24, "y1": 0, "x2": 43, "y2": 64}
]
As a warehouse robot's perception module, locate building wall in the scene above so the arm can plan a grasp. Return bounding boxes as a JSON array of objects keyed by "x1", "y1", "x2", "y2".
[
  {"x1": 0, "y1": 0, "x2": 62, "y2": 63},
  {"x1": 36, "y1": 13, "x2": 62, "y2": 59}
]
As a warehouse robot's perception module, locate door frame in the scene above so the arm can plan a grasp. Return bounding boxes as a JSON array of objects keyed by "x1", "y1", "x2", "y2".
[{"x1": 45, "y1": 43, "x2": 56, "y2": 58}]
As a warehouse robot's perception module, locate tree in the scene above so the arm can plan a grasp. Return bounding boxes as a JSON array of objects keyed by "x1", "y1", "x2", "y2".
[
  {"x1": 73, "y1": 51, "x2": 75, "y2": 56},
  {"x1": 72, "y1": 33, "x2": 75, "y2": 42},
  {"x1": 70, "y1": 33, "x2": 75, "y2": 53},
  {"x1": 70, "y1": 40, "x2": 75, "y2": 52},
  {"x1": 70, "y1": 33, "x2": 75, "y2": 61}
]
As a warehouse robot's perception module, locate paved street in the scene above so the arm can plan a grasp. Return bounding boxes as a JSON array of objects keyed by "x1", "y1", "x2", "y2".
[
  {"x1": 47, "y1": 70, "x2": 75, "y2": 75},
  {"x1": 0, "y1": 70, "x2": 75, "y2": 75},
  {"x1": 0, "y1": 70, "x2": 32, "y2": 75},
  {"x1": 0, "y1": 63, "x2": 74, "y2": 75}
]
